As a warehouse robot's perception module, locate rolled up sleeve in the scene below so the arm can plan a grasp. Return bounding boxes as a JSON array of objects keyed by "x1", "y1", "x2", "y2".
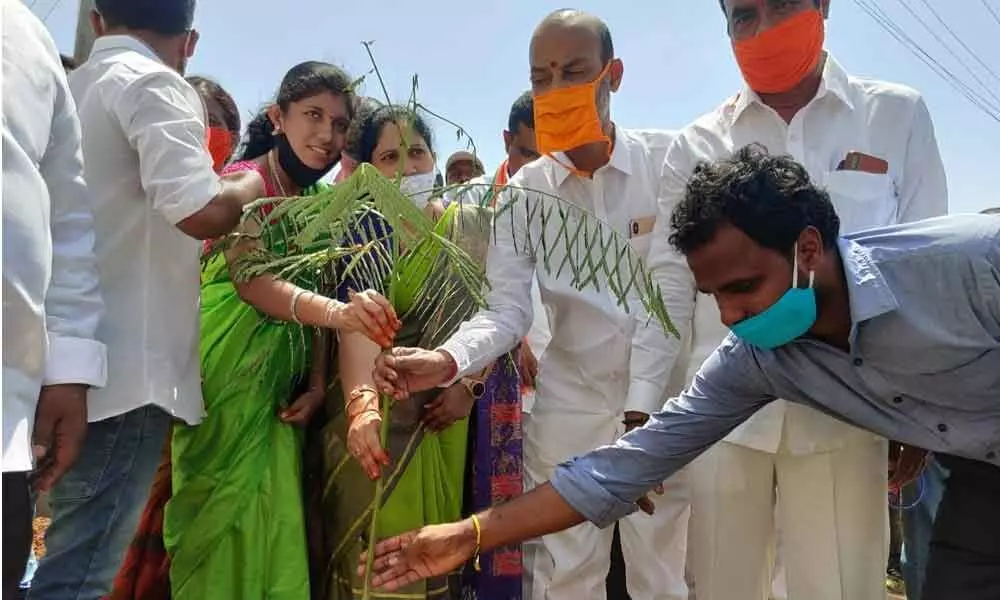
[
  {"x1": 115, "y1": 72, "x2": 220, "y2": 225},
  {"x1": 552, "y1": 337, "x2": 775, "y2": 527}
]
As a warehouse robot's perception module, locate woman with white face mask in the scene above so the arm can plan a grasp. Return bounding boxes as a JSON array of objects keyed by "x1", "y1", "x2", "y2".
[
  {"x1": 305, "y1": 105, "x2": 524, "y2": 600},
  {"x1": 338, "y1": 103, "x2": 445, "y2": 219}
]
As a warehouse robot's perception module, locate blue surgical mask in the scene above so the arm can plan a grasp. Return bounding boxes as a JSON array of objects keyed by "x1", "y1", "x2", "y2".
[{"x1": 730, "y1": 244, "x2": 817, "y2": 350}]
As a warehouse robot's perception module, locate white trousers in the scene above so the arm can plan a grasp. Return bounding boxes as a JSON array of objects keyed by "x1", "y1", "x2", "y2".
[
  {"x1": 688, "y1": 437, "x2": 888, "y2": 600},
  {"x1": 523, "y1": 451, "x2": 690, "y2": 600}
]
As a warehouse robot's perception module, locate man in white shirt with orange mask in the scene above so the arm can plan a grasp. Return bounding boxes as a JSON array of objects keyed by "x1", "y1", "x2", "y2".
[
  {"x1": 637, "y1": 1, "x2": 947, "y2": 599},
  {"x1": 356, "y1": 10, "x2": 691, "y2": 600}
]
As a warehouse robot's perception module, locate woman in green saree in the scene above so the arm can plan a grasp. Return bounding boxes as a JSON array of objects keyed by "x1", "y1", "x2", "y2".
[
  {"x1": 306, "y1": 105, "x2": 523, "y2": 600},
  {"x1": 163, "y1": 63, "x2": 399, "y2": 600}
]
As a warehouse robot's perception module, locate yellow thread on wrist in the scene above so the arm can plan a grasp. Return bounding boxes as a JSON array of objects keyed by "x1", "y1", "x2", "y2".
[{"x1": 470, "y1": 514, "x2": 482, "y2": 572}]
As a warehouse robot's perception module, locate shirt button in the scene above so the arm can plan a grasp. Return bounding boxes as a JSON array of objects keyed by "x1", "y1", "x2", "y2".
[
  {"x1": 892, "y1": 396, "x2": 903, "y2": 404},
  {"x1": 853, "y1": 358, "x2": 863, "y2": 367},
  {"x1": 937, "y1": 423, "x2": 948, "y2": 433}
]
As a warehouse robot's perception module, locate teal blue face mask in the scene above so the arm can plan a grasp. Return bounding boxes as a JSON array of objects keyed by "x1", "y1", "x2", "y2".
[{"x1": 730, "y1": 245, "x2": 817, "y2": 350}]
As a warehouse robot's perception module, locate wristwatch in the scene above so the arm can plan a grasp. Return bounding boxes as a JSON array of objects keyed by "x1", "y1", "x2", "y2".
[{"x1": 460, "y1": 376, "x2": 486, "y2": 400}]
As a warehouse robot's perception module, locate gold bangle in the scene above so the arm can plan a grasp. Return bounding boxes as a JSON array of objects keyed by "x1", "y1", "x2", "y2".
[
  {"x1": 323, "y1": 299, "x2": 342, "y2": 329},
  {"x1": 349, "y1": 406, "x2": 381, "y2": 423},
  {"x1": 346, "y1": 385, "x2": 378, "y2": 414},
  {"x1": 290, "y1": 288, "x2": 306, "y2": 324},
  {"x1": 470, "y1": 514, "x2": 482, "y2": 572}
]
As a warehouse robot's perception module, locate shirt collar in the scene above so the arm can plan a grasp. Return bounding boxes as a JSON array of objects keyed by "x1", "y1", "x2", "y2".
[
  {"x1": 548, "y1": 124, "x2": 632, "y2": 187},
  {"x1": 89, "y1": 35, "x2": 164, "y2": 66},
  {"x1": 837, "y1": 237, "x2": 898, "y2": 329},
  {"x1": 730, "y1": 52, "x2": 855, "y2": 124}
]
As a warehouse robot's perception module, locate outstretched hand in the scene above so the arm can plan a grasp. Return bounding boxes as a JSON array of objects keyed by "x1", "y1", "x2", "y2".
[{"x1": 358, "y1": 521, "x2": 476, "y2": 591}]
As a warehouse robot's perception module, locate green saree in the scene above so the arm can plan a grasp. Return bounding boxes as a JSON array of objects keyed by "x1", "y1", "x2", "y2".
[
  {"x1": 306, "y1": 203, "x2": 493, "y2": 600},
  {"x1": 164, "y1": 166, "x2": 326, "y2": 599}
]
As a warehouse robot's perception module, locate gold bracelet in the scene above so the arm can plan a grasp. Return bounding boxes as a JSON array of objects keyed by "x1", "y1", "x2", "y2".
[
  {"x1": 349, "y1": 406, "x2": 381, "y2": 423},
  {"x1": 323, "y1": 299, "x2": 342, "y2": 329},
  {"x1": 346, "y1": 385, "x2": 378, "y2": 414},
  {"x1": 470, "y1": 514, "x2": 482, "y2": 572},
  {"x1": 289, "y1": 288, "x2": 306, "y2": 324}
]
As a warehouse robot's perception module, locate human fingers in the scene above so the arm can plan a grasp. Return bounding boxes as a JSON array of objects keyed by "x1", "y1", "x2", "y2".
[{"x1": 636, "y1": 496, "x2": 656, "y2": 515}]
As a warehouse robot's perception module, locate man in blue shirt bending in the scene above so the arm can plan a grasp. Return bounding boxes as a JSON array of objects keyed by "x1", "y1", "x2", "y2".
[{"x1": 365, "y1": 145, "x2": 1000, "y2": 600}]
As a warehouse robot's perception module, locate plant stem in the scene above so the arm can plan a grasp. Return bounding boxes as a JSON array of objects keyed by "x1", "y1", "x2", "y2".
[{"x1": 362, "y1": 391, "x2": 393, "y2": 600}]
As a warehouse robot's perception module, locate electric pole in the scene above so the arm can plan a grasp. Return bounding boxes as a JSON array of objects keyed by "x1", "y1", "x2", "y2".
[{"x1": 72, "y1": 0, "x2": 96, "y2": 64}]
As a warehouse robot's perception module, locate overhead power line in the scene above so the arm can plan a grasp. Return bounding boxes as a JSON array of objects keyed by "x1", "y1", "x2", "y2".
[
  {"x1": 851, "y1": 0, "x2": 1000, "y2": 123},
  {"x1": 981, "y1": 0, "x2": 1000, "y2": 27},
  {"x1": 41, "y1": 0, "x2": 65, "y2": 23}
]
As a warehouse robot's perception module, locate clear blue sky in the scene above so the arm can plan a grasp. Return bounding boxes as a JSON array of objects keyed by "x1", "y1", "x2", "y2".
[{"x1": 34, "y1": 0, "x2": 1000, "y2": 213}]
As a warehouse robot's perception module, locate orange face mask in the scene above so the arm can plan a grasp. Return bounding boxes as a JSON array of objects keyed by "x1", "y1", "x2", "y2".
[
  {"x1": 733, "y1": 9, "x2": 825, "y2": 94},
  {"x1": 206, "y1": 126, "x2": 233, "y2": 174},
  {"x1": 533, "y1": 62, "x2": 612, "y2": 159}
]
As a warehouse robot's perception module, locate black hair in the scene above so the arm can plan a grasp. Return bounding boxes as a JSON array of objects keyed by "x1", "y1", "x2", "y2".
[
  {"x1": 60, "y1": 54, "x2": 77, "y2": 71},
  {"x1": 239, "y1": 61, "x2": 356, "y2": 161},
  {"x1": 507, "y1": 91, "x2": 534, "y2": 132},
  {"x1": 717, "y1": 0, "x2": 822, "y2": 14},
  {"x1": 348, "y1": 104, "x2": 435, "y2": 165},
  {"x1": 344, "y1": 96, "x2": 384, "y2": 160},
  {"x1": 186, "y1": 75, "x2": 240, "y2": 140},
  {"x1": 669, "y1": 144, "x2": 840, "y2": 257},
  {"x1": 94, "y1": 0, "x2": 195, "y2": 36},
  {"x1": 544, "y1": 9, "x2": 614, "y2": 63}
]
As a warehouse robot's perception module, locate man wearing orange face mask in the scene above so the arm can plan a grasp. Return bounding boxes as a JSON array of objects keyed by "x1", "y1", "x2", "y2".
[
  {"x1": 631, "y1": 1, "x2": 947, "y2": 599},
  {"x1": 369, "y1": 9, "x2": 692, "y2": 600}
]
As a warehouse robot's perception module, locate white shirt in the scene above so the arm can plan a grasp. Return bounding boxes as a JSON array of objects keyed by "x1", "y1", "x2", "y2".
[
  {"x1": 69, "y1": 35, "x2": 220, "y2": 424},
  {"x1": 635, "y1": 54, "x2": 948, "y2": 454},
  {"x1": 2, "y1": 0, "x2": 107, "y2": 472},
  {"x1": 440, "y1": 127, "x2": 685, "y2": 424}
]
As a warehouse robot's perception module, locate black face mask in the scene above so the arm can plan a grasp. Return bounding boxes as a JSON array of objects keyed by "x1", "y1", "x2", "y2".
[{"x1": 274, "y1": 133, "x2": 338, "y2": 189}]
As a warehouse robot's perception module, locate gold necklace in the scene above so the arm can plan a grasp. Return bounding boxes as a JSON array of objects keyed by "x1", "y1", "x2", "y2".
[{"x1": 267, "y1": 150, "x2": 290, "y2": 197}]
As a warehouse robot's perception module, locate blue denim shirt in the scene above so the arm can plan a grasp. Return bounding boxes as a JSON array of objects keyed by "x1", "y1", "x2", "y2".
[{"x1": 550, "y1": 214, "x2": 1000, "y2": 528}]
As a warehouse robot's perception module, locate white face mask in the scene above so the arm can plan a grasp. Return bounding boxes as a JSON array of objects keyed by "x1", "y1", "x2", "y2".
[{"x1": 398, "y1": 172, "x2": 438, "y2": 210}]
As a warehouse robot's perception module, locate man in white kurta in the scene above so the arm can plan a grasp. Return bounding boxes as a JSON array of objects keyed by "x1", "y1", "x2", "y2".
[
  {"x1": 2, "y1": 2, "x2": 106, "y2": 593},
  {"x1": 447, "y1": 124, "x2": 691, "y2": 600},
  {"x1": 635, "y1": 2, "x2": 948, "y2": 598},
  {"x1": 380, "y1": 10, "x2": 691, "y2": 600}
]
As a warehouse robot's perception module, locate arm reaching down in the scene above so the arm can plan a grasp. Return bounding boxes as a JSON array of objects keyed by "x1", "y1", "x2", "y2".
[
  {"x1": 361, "y1": 484, "x2": 583, "y2": 592},
  {"x1": 362, "y1": 337, "x2": 777, "y2": 589},
  {"x1": 32, "y1": 59, "x2": 106, "y2": 492},
  {"x1": 280, "y1": 330, "x2": 329, "y2": 426},
  {"x1": 340, "y1": 331, "x2": 391, "y2": 480}
]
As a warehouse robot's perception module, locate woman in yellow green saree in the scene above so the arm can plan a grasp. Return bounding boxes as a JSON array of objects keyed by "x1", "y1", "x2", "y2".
[{"x1": 305, "y1": 105, "x2": 524, "y2": 600}]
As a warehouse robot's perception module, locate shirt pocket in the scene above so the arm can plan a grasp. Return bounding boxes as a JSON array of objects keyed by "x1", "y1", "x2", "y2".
[
  {"x1": 626, "y1": 215, "x2": 656, "y2": 259},
  {"x1": 823, "y1": 170, "x2": 897, "y2": 234}
]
